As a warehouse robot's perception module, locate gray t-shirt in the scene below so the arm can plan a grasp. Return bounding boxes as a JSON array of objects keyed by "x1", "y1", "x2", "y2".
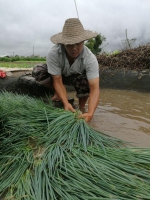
[{"x1": 46, "y1": 44, "x2": 99, "y2": 80}]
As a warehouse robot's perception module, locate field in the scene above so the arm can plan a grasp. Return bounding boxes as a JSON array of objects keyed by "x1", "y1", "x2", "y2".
[{"x1": 0, "y1": 61, "x2": 45, "y2": 69}]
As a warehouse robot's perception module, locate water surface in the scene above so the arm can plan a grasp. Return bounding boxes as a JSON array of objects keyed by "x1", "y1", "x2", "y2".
[{"x1": 69, "y1": 89, "x2": 150, "y2": 147}]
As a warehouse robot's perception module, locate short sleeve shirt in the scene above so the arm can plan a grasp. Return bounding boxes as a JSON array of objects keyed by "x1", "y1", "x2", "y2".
[{"x1": 46, "y1": 44, "x2": 99, "y2": 80}]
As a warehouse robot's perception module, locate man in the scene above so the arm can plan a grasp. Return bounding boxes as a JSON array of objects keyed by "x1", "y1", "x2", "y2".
[{"x1": 39, "y1": 18, "x2": 100, "y2": 122}]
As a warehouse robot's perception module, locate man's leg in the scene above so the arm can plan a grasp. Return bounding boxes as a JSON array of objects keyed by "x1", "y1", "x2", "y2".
[
  {"x1": 79, "y1": 96, "x2": 88, "y2": 113},
  {"x1": 32, "y1": 64, "x2": 60, "y2": 101},
  {"x1": 66, "y1": 73, "x2": 90, "y2": 112}
]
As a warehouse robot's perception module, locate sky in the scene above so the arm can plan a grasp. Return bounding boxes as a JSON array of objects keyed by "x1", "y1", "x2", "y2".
[{"x1": 0, "y1": 0, "x2": 150, "y2": 57}]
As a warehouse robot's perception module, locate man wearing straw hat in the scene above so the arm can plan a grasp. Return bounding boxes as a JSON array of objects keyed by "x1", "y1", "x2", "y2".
[{"x1": 35, "y1": 18, "x2": 100, "y2": 122}]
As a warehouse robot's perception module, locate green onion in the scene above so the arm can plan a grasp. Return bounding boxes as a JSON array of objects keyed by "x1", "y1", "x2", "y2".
[{"x1": 0, "y1": 91, "x2": 150, "y2": 199}]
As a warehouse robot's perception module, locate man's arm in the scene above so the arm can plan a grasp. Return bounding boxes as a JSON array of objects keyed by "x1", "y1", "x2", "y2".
[
  {"x1": 52, "y1": 75, "x2": 75, "y2": 112},
  {"x1": 82, "y1": 77, "x2": 100, "y2": 122}
]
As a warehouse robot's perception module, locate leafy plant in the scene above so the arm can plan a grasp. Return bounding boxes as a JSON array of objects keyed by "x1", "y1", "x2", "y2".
[{"x1": 85, "y1": 34, "x2": 106, "y2": 55}]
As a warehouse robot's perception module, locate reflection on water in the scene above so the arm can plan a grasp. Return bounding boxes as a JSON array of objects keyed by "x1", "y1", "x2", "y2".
[
  {"x1": 68, "y1": 89, "x2": 150, "y2": 147},
  {"x1": 100, "y1": 89, "x2": 150, "y2": 120},
  {"x1": 99, "y1": 89, "x2": 150, "y2": 133}
]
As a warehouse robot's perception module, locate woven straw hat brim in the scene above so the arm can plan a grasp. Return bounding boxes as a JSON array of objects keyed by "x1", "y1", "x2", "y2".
[{"x1": 50, "y1": 30, "x2": 98, "y2": 45}]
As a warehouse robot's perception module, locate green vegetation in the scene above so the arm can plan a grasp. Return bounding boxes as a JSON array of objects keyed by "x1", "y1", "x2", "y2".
[
  {"x1": 0, "y1": 91, "x2": 150, "y2": 199},
  {"x1": 0, "y1": 55, "x2": 46, "y2": 68},
  {"x1": 0, "y1": 61, "x2": 45, "y2": 68},
  {"x1": 85, "y1": 34, "x2": 106, "y2": 55},
  {"x1": 0, "y1": 55, "x2": 46, "y2": 62},
  {"x1": 104, "y1": 50, "x2": 121, "y2": 56}
]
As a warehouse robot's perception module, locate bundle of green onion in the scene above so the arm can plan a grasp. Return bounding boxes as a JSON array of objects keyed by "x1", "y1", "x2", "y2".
[{"x1": 0, "y1": 92, "x2": 150, "y2": 200}]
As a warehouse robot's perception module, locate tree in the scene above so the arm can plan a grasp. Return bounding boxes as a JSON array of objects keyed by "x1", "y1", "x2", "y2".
[{"x1": 85, "y1": 34, "x2": 106, "y2": 55}]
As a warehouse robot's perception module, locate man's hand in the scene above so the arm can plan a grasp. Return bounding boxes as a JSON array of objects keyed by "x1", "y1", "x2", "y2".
[
  {"x1": 79, "y1": 112, "x2": 93, "y2": 122},
  {"x1": 64, "y1": 103, "x2": 76, "y2": 112},
  {"x1": 51, "y1": 92, "x2": 60, "y2": 101}
]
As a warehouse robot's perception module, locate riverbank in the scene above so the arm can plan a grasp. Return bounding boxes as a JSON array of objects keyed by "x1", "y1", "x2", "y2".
[
  {"x1": 100, "y1": 67, "x2": 150, "y2": 92},
  {"x1": 0, "y1": 67, "x2": 149, "y2": 93},
  {"x1": 97, "y1": 44, "x2": 150, "y2": 92}
]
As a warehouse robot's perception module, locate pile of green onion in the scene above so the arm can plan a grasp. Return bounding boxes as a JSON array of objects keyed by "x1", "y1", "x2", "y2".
[{"x1": 0, "y1": 92, "x2": 150, "y2": 199}]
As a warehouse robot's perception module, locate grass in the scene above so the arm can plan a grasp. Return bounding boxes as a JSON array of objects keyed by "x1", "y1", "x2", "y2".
[{"x1": 0, "y1": 61, "x2": 45, "y2": 68}]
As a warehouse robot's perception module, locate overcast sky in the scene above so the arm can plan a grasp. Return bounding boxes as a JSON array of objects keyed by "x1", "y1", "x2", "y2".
[{"x1": 0, "y1": 0, "x2": 150, "y2": 56}]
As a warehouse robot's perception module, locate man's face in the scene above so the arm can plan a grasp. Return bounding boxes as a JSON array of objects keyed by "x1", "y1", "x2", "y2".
[{"x1": 64, "y1": 41, "x2": 84, "y2": 58}]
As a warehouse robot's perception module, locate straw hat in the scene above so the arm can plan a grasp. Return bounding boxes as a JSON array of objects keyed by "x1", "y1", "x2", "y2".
[{"x1": 50, "y1": 18, "x2": 98, "y2": 45}]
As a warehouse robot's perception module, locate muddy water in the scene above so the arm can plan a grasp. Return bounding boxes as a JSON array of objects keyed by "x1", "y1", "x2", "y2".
[{"x1": 69, "y1": 89, "x2": 150, "y2": 147}]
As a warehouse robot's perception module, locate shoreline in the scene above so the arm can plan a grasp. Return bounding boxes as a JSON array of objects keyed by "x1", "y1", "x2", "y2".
[
  {"x1": 100, "y1": 67, "x2": 150, "y2": 92},
  {"x1": 0, "y1": 67, "x2": 150, "y2": 92}
]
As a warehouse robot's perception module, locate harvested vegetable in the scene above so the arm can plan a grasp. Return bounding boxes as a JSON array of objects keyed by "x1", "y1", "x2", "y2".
[{"x1": 0, "y1": 92, "x2": 150, "y2": 200}]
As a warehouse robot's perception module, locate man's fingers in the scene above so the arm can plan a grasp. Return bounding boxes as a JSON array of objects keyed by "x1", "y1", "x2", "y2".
[
  {"x1": 78, "y1": 113, "x2": 84, "y2": 119},
  {"x1": 71, "y1": 108, "x2": 76, "y2": 112},
  {"x1": 51, "y1": 96, "x2": 60, "y2": 101},
  {"x1": 64, "y1": 103, "x2": 76, "y2": 112},
  {"x1": 78, "y1": 113, "x2": 93, "y2": 122}
]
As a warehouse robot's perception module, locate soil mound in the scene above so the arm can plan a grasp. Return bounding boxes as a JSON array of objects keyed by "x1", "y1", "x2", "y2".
[{"x1": 97, "y1": 44, "x2": 150, "y2": 70}]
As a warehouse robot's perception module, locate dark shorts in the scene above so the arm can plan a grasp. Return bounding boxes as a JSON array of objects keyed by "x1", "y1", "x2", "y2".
[
  {"x1": 32, "y1": 64, "x2": 89, "y2": 98},
  {"x1": 62, "y1": 74, "x2": 89, "y2": 98}
]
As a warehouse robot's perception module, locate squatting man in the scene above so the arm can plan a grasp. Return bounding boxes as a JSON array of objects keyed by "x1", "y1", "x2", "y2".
[{"x1": 34, "y1": 18, "x2": 100, "y2": 122}]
